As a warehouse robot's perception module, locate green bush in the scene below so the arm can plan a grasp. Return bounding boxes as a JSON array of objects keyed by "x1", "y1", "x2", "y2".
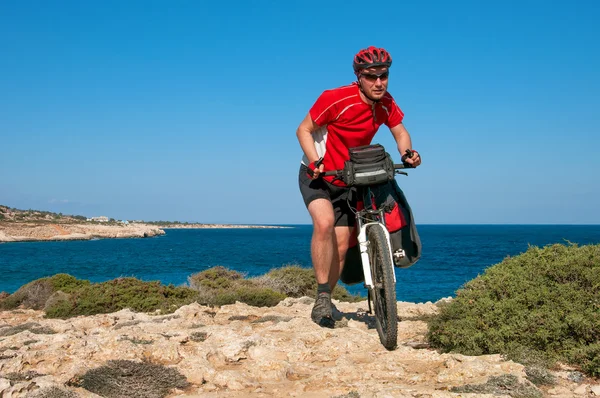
[
  {"x1": 568, "y1": 343, "x2": 600, "y2": 377},
  {"x1": 189, "y1": 266, "x2": 285, "y2": 307},
  {"x1": 188, "y1": 266, "x2": 243, "y2": 290},
  {"x1": 48, "y1": 273, "x2": 91, "y2": 293},
  {"x1": 189, "y1": 265, "x2": 361, "y2": 306},
  {"x1": 233, "y1": 286, "x2": 286, "y2": 307},
  {"x1": 427, "y1": 243, "x2": 600, "y2": 377},
  {"x1": 2, "y1": 264, "x2": 363, "y2": 319},
  {"x1": 44, "y1": 278, "x2": 199, "y2": 318}
]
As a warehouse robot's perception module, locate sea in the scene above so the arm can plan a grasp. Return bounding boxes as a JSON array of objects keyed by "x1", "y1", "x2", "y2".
[{"x1": 1, "y1": 225, "x2": 599, "y2": 303}]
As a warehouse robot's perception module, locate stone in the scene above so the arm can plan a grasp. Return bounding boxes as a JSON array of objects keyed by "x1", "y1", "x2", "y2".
[{"x1": 573, "y1": 384, "x2": 589, "y2": 395}]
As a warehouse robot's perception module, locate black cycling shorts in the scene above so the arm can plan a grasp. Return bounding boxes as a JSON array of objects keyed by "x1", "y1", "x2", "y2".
[{"x1": 298, "y1": 164, "x2": 357, "y2": 227}]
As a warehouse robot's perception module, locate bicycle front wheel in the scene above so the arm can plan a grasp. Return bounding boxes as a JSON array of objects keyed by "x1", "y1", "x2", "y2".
[{"x1": 367, "y1": 224, "x2": 398, "y2": 350}]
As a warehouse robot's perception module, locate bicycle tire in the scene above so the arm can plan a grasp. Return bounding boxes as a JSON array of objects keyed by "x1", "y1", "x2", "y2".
[{"x1": 367, "y1": 224, "x2": 398, "y2": 350}]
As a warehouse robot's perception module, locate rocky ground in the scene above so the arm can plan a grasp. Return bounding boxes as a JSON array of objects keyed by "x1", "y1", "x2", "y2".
[{"x1": 0, "y1": 298, "x2": 597, "y2": 398}]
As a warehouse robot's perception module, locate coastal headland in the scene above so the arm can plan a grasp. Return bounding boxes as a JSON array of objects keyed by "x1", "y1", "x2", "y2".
[
  {"x1": 0, "y1": 221, "x2": 166, "y2": 243},
  {"x1": 157, "y1": 223, "x2": 289, "y2": 229},
  {"x1": 0, "y1": 205, "x2": 286, "y2": 243}
]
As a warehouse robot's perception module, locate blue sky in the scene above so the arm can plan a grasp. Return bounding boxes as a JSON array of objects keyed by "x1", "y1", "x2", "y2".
[{"x1": 1, "y1": 0, "x2": 598, "y2": 224}]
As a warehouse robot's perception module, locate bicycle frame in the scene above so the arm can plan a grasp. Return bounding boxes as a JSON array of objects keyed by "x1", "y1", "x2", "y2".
[{"x1": 321, "y1": 150, "x2": 411, "y2": 291}]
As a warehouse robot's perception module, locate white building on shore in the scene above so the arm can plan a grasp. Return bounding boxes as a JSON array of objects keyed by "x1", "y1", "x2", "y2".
[{"x1": 87, "y1": 216, "x2": 109, "y2": 222}]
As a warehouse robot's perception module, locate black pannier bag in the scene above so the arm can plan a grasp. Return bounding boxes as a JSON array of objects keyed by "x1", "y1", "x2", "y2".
[
  {"x1": 340, "y1": 179, "x2": 422, "y2": 285},
  {"x1": 342, "y1": 144, "x2": 395, "y2": 187}
]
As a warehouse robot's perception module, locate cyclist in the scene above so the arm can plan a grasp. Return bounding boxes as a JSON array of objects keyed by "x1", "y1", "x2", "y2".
[{"x1": 296, "y1": 46, "x2": 422, "y2": 327}]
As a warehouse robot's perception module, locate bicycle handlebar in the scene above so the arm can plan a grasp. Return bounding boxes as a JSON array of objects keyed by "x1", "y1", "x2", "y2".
[{"x1": 323, "y1": 163, "x2": 412, "y2": 177}]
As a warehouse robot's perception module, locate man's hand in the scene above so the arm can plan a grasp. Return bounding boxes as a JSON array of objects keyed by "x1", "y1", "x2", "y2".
[
  {"x1": 307, "y1": 158, "x2": 324, "y2": 179},
  {"x1": 401, "y1": 149, "x2": 422, "y2": 168}
]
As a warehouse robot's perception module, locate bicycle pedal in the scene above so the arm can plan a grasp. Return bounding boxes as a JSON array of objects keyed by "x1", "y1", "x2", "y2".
[{"x1": 393, "y1": 249, "x2": 406, "y2": 264}]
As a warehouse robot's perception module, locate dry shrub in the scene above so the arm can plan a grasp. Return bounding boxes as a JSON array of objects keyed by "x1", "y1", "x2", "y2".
[
  {"x1": 254, "y1": 265, "x2": 362, "y2": 302},
  {"x1": 43, "y1": 291, "x2": 71, "y2": 313},
  {"x1": 255, "y1": 265, "x2": 316, "y2": 297},
  {"x1": 190, "y1": 331, "x2": 208, "y2": 342},
  {"x1": 114, "y1": 320, "x2": 142, "y2": 330},
  {"x1": 450, "y1": 374, "x2": 541, "y2": 398},
  {"x1": 0, "y1": 279, "x2": 54, "y2": 310},
  {"x1": 4, "y1": 370, "x2": 44, "y2": 380},
  {"x1": 333, "y1": 392, "x2": 361, "y2": 398},
  {"x1": 0, "y1": 274, "x2": 89, "y2": 311},
  {"x1": 29, "y1": 386, "x2": 79, "y2": 398},
  {"x1": 0, "y1": 322, "x2": 56, "y2": 337},
  {"x1": 252, "y1": 315, "x2": 293, "y2": 324},
  {"x1": 74, "y1": 359, "x2": 189, "y2": 398}
]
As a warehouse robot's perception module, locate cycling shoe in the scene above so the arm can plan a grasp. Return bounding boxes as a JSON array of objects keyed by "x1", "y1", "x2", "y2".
[{"x1": 311, "y1": 292, "x2": 334, "y2": 328}]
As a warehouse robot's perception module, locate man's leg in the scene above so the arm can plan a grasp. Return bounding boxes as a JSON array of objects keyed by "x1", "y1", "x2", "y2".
[
  {"x1": 329, "y1": 225, "x2": 353, "y2": 291},
  {"x1": 307, "y1": 198, "x2": 335, "y2": 285},
  {"x1": 306, "y1": 198, "x2": 336, "y2": 326},
  {"x1": 328, "y1": 225, "x2": 354, "y2": 322}
]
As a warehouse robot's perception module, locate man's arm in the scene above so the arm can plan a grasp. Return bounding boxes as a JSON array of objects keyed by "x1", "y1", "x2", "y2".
[
  {"x1": 390, "y1": 123, "x2": 421, "y2": 167},
  {"x1": 296, "y1": 113, "x2": 324, "y2": 176}
]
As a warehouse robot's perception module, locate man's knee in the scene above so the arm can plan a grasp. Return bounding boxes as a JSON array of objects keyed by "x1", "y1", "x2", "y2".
[
  {"x1": 334, "y1": 226, "x2": 354, "y2": 255},
  {"x1": 314, "y1": 218, "x2": 334, "y2": 237},
  {"x1": 308, "y1": 200, "x2": 335, "y2": 236},
  {"x1": 337, "y1": 240, "x2": 350, "y2": 256}
]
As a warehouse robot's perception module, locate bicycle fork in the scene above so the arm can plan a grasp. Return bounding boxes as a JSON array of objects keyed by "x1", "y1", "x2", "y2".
[{"x1": 357, "y1": 220, "x2": 398, "y2": 289}]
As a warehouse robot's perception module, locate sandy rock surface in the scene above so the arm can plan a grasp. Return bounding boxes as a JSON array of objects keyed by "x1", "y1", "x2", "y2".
[{"x1": 0, "y1": 298, "x2": 595, "y2": 397}]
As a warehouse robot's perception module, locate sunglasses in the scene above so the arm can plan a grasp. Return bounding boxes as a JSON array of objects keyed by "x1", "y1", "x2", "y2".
[{"x1": 361, "y1": 72, "x2": 389, "y2": 82}]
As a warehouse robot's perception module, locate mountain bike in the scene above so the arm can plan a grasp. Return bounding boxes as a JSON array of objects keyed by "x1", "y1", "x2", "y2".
[{"x1": 324, "y1": 145, "x2": 413, "y2": 350}]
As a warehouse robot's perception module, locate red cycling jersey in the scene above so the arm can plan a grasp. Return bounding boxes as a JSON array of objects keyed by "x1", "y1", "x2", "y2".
[{"x1": 301, "y1": 82, "x2": 404, "y2": 186}]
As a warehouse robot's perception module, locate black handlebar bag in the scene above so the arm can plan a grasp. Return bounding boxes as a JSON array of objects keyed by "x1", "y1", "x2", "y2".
[{"x1": 342, "y1": 144, "x2": 395, "y2": 187}]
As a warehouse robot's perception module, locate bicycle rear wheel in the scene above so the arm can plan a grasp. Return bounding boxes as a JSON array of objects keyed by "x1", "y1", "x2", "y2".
[{"x1": 367, "y1": 224, "x2": 398, "y2": 350}]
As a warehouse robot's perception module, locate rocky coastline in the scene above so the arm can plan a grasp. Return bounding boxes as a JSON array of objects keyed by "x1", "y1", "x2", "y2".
[
  {"x1": 0, "y1": 298, "x2": 595, "y2": 397},
  {"x1": 0, "y1": 205, "x2": 289, "y2": 243},
  {"x1": 158, "y1": 224, "x2": 290, "y2": 229},
  {"x1": 0, "y1": 222, "x2": 166, "y2": 243}
]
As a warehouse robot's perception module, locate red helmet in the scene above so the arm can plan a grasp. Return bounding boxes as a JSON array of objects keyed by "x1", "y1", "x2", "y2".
[{"x1": 353, "y1": 46, "x2": 392, "y2": 73}]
